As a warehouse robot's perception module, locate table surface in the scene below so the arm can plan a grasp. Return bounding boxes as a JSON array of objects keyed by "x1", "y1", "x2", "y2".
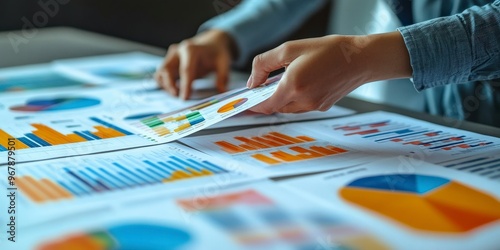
[{"x1": 2, "y1": 26, "x2": 499, "y2": 140}]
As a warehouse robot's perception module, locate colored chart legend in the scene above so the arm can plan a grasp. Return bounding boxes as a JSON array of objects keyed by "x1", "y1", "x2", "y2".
[
  {"x1": 340, "y1": 174, "x2": 500, "y2": 233},
  {"x1": 15, "y1": 152, "x2": 229, "y2": 203},
  {"x1": 139, "y1": 111, "x2": 206, "y2": 136},
  {"x1": 214, "y1": 132, "x2": 348, "y2": 165},
  {"x1": 333, "y1": 120, "x2": 495, "y2": 152},
  {"x1": 0, "y1": 117, "x2": 133, "y2": 152}
]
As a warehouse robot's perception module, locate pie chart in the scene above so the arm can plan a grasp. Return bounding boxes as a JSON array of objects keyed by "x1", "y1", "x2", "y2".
[
  {"x1": 339, "y1": 174, "x2": 500, "y2": 233},
  {"x1": 38, "y1": 223, "x2": 192, "y2": 250},
  {"x1": 10, "y1": 97, "x2": 100, "y2": 112},
  {"x1": 217, "y1": 98, "x2": 248, "y2": 113}
]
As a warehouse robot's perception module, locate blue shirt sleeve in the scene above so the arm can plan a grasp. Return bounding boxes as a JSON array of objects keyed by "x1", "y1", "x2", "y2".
[
  {"x1": 199, "y1": 0, "x2": 327, "y2": 67},
  {"x1": 398, "y1": 0, "x2": 500, "y2": 91}
]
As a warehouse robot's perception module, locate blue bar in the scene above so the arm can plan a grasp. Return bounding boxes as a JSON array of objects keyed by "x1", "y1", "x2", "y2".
[
  {"x1": 444, "y1": 157, "x2": 488, "y2": 168},
  {"x1": 0, "y1": 145, "x2": 6, "y2": 152},
  {"x1": 363, "y1": 128, "x2": 414, "y2": 138},
  {"x1": 74, "y1": 131, "x2": 93, "y2": 141},
  {"x1": 158, "y1": 162, "x2": 176, "y2": 172},
  {"x1": 17, "y1": 137, "x2": 40, "y2": 148},
  {"x1": 68, "y1": 179, "x2": 90, "y2": 195},
  {"x1": 118, "y1": 173, "x2": 142, "y2": 187},
  {"x1": 419, "y1": 135, "x2": 464, "y2": 146},
  {"x1": 83, "y1": 131, "x2": 101, "y2": 140},
  {"x1": 374, "y1": 130, "x2": 431, "y2": 142},
  {"x1": 189, "y1": 116, "x2": 205, "y2": 126},
  {"x1": 145, "y1": 167, "x2": 166, "y2": 179},
  {"x1": 136, "y1": 168, "x2": 161, "y2": 182},
  {"x1": 486, "y1": 163, "x2": 500, "y2": 170},
  {"x1": 202, "y1": 161, "x2": 227, "y2": 173},
  {"x1": 144, "y1": 160, "x2": 171, "y2": 175},
  {"x1": 79, "y1": 170, "x2": 110, "y2": 191},
  {"x1": 170, "y1": 156, "x2": 201, "y2": 171},
  {"x1": 87, "y1": 168, "x2": 120, "y2": 189},
  {"x1": 57, "y1": 181, "x2": 80, "y2": 196},
  {"x1": 100, "y1": 168, "x2": 129, "y2": 187},
  {"x1": 65, "y1": 168, "x2": 100, "y2": 192},
  {"x1": 457, "y1": 159, "x2": 500, "y2": 171},
  {"x1": 429, "y1": 140, "x2": 466, "y2": 150},
  {"x1": 167, "y1": 160, "x2": 188, "y2": 172},
  {"x1": 187, "y1": 159, "x2": 211, "y2": 171},
  {"x1": 471, "y1": 142, "x2": 493, "y2": 147},
  {"x1": 25, "y1": 133, "x2": 51, "y2": 146},
  {"x1": 90, "y1": 117, "x2": 133, "y2": 135},
  {"x1": 114, "y1": 163, "x2": 151, "y2": 184}
]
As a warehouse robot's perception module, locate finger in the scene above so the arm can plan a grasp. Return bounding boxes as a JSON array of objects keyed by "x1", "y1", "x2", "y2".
[
  {"x1": 247, "y1": 42, "x2": 298, "y2": 88},
  {"x1": 215, "y1": 54, "x2": 229, "y2": 93},
  {"x1": 178, "y1": 42, "x2": 198, "y2": 100},
  {"x1": 249, "y1": 75, "x2": 293, "y2": 114},
  {"x1": 156, "y1": 44, "x2": 180, "y2": 96}
]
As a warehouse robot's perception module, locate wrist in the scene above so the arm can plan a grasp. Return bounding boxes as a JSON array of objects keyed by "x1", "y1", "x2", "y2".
[
  {"x1": 197, "y1": 29, "x2": 238, "y2": 60},
  {"x1": 353, "y1": 31, "x2": 412, "y2": 83}
]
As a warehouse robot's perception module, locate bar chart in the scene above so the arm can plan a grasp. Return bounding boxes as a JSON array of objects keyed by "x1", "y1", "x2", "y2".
[
  {"x1": 333, "y1": 119, "x2": 495, "y2": 152},
  {"x1": 0, "y1": 116, "x2": 155, "y2": 162},
  {"x1": 214, "y1": 132, "x2": 348, "y2": 165},
  {"x1": 181, "y1": 127, "x2": 368, "y2": 177},
  {"x1": 10, "y1": 145, "x2": 239, "y2": 204},
  {"x1": 437, "y1": 153, "x2": 500, "y2": 181}
]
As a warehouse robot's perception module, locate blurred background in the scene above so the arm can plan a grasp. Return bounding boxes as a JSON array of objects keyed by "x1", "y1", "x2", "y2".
[
  {"x1": 0, "y1": 0, "x2": 423, "y2": 111},
  {"x1": 0, "y1": 0, "x2": 330, "y2": 69}
]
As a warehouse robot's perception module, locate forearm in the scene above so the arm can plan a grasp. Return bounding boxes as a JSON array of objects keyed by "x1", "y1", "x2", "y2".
[
  {"x1": 199, "y1": 0, "x2": 327, "y2": 67},
  {"x1": 400, "y1": 0, "x2": 500, "y2": 90}
]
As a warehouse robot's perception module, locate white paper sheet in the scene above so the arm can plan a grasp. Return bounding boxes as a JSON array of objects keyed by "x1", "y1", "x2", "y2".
[
  {"x1": 16, "y1": 181, "x2": 388, "y2": 250},
  {"x1": 0, "y1": 143, "x2": 258, "y2": 228},
  {"x1": 281, "y1": 157, "x2": 500, "y2": 250},
  {"x1": 181, "y1": 122, "x2": 377, "y2": 177}
]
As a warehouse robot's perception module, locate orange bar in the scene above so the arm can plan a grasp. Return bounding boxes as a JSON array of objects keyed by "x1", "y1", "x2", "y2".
[
  {"x1": 186, "y1": 167, "x2": 205, "y2": 177},
  {"x1": 32, "y1": 124, "x2": 69, "y2": 145},
  {"x1": 326, "y1": 146, "x2": 348, "y2": 153},
  {"x1": 93, "y1": 126, "x2": 112, "y2": 139},
  {"x1": 310, "y1": 146, "x2": 337, "y2": 155},
  {"x1": 270, "y1": 132, "x2": 304, "y2": 143},
  {"x1": 0, "y1": 129, "x2": 29, "y2": 149},
  {"x1": 252, "y1": 154, "x2": 281, "y2": 164},
  {"x1": 16, "y1": 177, "x2": 47, "y2": 203},
  {"x1": 101, "y1": 127, "x2": 125, "y2": 138},
  {"x1": 23, "y1": 176, "x2": 60, "y2": 200},
  {"x1": 240, "y1": 144, "x2": 257, "y2": 150},
  {"x1": 263, "y1": 135, "x2": 294, "y2": 145},
  {"x1": 296, "y1": 136, "x2": 315, "y2": 142},
  {"x1": 66, "y1": 134, "x2": 87, "y2": 143},
  {"x1": 270, "y1": 151, "x2": 302, "y2": 162},
  {"x1": 41, "y1": 179, "x2": 73, "y2": 199},
  {"x1": 289, "y1": 146, "x2": 323, "y2": 158},
  {"x1": 215, "y1": 141, "x2": 246, "y2": 153},
  {"x1": 234, "y1": 137, "x2": 270, "y2": 149},
  {"x1": 252, "y1": 136, "x2": 282, "y2": 147},
  {"x1": 200, "y1": 169, "x2": 214, "y2": 175}
]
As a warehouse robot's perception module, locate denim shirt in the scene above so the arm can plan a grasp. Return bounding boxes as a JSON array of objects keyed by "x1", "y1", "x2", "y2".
[
  {"x1": 400, "y1": 0, "x2": 500, "y2": 126},
  {"x1": 201, "y1": 0, "x2": 500, "y2": 126}
]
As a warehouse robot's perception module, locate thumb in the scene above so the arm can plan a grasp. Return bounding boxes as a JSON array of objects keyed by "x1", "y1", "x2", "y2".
[{"x1": 247, "y1": 43, "x2": 297, "y2": 88}]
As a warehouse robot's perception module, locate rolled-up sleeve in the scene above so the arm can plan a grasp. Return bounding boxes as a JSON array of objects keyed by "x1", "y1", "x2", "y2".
[
  {"x1": 199, "y1": 0, "x2": 326, "y2": 67},
  {"x1": 398, "y1": 0, "x2": 500, "y2": 91}
]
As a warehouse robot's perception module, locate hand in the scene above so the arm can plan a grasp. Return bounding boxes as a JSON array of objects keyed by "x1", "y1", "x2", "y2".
[
  {"x1": 155, "y1": 30, "x2": 236, "y2": 100},
  {"x1": 247, "y1": 32, "x2": 412, "y2": 114}
]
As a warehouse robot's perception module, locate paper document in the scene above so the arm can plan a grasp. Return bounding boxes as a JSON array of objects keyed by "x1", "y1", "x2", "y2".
[{"x1": 281, "y1": 157, "x2": 500, "y2": 250}]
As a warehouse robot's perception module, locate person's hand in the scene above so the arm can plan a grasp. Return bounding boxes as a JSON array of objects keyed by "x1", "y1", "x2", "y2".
[
  {"x1": 247, "y1": 32, "x2": 412, "y2": 114},
  {"x1": 155, "y1": 30, "x2": 236, "y2": 100}
]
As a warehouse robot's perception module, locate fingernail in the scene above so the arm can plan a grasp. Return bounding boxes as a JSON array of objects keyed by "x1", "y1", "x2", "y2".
[{"x1": 246, "y1": 74, "x2": 253, "y2": 88}]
